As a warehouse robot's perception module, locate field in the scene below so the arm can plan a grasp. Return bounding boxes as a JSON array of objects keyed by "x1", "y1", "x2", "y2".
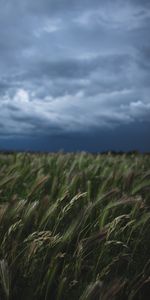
[{"x1": 0, "y1": 152, "x2": 150, "y2": 300}]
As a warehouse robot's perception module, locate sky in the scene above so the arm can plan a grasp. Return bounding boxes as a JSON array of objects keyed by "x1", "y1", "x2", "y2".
[{"x1": 0, "y1": 0, "x2": 150, "y2": 152}]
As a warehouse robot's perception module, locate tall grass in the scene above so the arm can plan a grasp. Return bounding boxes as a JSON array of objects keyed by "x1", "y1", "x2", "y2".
[{"x1": 0, "y1": 152, "x2": 150, "y2": 299}]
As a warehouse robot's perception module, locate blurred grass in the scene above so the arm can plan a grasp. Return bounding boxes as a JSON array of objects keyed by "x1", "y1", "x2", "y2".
[{"x1": 0, "y1": 152, "x2": 150, "y2": 299}]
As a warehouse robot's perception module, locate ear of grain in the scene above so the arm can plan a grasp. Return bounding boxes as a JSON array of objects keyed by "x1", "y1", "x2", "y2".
[{"x1": 0, "y1": 259, "x2": 10, "y2": 300}]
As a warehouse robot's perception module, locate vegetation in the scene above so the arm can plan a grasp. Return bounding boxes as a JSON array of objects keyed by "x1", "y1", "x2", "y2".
[{"x1": 0, "y1": 152, "x2": 150, "y2": 300}]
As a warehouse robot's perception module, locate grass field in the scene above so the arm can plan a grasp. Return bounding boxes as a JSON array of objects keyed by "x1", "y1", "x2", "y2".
[{"x1": 0, "y1": 152, "x2": 150, "y2": 300}]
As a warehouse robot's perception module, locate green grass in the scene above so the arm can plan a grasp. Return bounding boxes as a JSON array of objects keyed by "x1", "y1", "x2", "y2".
[{"x1": 0, "y1": 152, "x2": 150, "y2": 300}]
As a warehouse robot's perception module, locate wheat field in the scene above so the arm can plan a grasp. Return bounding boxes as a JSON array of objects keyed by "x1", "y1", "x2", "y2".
[{"x1": 0, "y1": 152, "x2": 150, "y2": 299}]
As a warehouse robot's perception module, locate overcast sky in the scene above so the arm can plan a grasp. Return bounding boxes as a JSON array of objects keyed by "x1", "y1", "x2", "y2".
[{"x1": 0, "y1": 0, "x2": 150, "y2": 152}]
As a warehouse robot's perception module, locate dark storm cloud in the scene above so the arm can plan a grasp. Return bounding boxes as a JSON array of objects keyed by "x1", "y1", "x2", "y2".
[
  {"x1": 136, "y1": 47, "x2": 150, "y2": 71},
  {"x1": 22, "y1": 53, "x2": 131, "y2": 82},
  {"x1": 131, "y1": 0, "x2": 150, "y2": 7},
  {"x1": 0, "y1": 0, "x2": 150, "y2": 142}
]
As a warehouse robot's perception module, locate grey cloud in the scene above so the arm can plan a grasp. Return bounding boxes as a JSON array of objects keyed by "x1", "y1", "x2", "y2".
[
  {"x1": 0, "y1": 86, "x2": 149, "y2": 138},
  {"x1": 0, "y1": 0, "x2": 149, "y2": 139}
]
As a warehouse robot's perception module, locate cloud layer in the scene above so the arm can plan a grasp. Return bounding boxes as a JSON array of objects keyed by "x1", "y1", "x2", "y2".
[{"x1": 0, "y1": 0, "x2": 150, "y2": 138}]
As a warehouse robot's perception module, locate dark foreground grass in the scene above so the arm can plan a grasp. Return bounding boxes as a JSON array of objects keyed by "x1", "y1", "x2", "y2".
[{"x1": 0, "y1": 152, "x2": 150, "y2": 300}]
